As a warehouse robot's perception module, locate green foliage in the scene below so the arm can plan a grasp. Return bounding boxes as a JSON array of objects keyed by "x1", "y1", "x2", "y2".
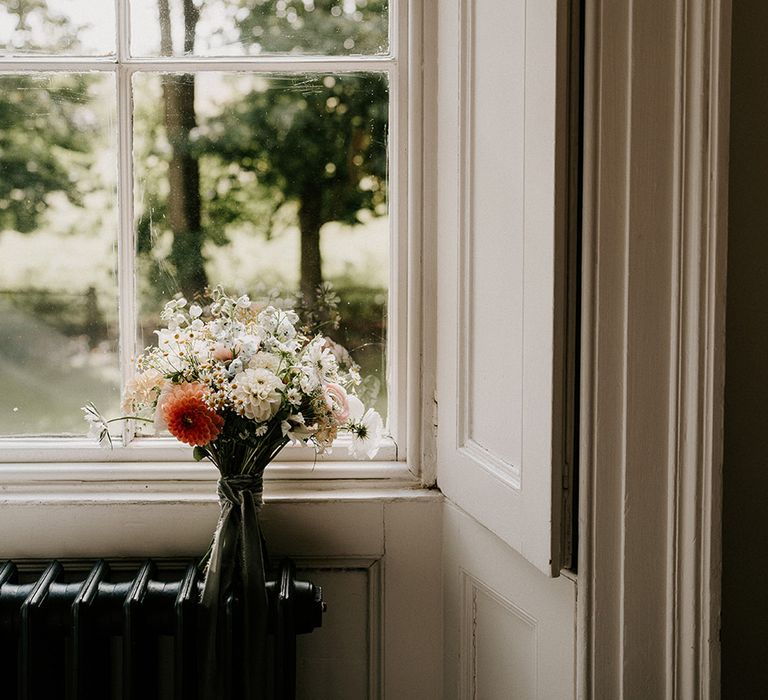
[
  {"x1": 0, "y1": 74, "x2": 98, "y2": 233},
  {"x1": 0, "y1": 2, "x2": 96, "y2": 234},
  {"x1": 234, "y1": 0, "x2": 389, "y2": 56},
  {"x1": 0, "y1": 0, "x2": 82, "y2": 54},
  {"x1": 200, "y1": 73, "x2": 388, "y2": 232}
]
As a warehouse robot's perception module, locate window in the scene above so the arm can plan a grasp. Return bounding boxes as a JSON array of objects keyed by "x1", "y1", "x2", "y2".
[{"x1": 0, "y1": 0, "x2": 413, "y2": 472}]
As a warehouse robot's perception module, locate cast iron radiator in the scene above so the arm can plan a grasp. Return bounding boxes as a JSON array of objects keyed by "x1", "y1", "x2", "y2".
[{"x1": 0, "y1": 557, "x2": 324, "y2": 700}]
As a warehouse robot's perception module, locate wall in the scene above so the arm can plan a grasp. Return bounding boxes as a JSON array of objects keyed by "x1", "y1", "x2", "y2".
[
  {"x1": 722, "y1": 0, "x2": 768, "y2": 695},
  {"x1": 442, "y1": 502, "x2": 576, "y2": 699},
  {"x1": 0, "y1": 490, "x2": 443, "y2": 699}
]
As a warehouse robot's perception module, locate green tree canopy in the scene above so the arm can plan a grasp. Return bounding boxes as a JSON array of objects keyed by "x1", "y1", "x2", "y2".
[
  {"x1": 234, "y1": 0, "x2": 388, "y2": 56},
  {"x1": 135, "y1": 0, "x2": 389, "y2": 304},
  {"x1": 200, "y1": 72, "x2": 388, "y2": 301},
  {"x1": 0, "y1": 2, "x2": 95, "y2": 234}
]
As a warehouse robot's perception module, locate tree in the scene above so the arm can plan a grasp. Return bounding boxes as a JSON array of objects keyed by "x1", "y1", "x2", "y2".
[
  {"x1": 230, "y1": 0, "x2": 389, "y2": 304},
  {"x1": 203, "y1": 72, "x2": 388, "y2": 303},
  {"x1": 134, "y1": 0, "x2": 389, "y2": 305},
  {"x1": 158, "y1": 0, "x2": 206, "y2": 301},
  {"x1": 0, "y1": 0, "x2": 83, "y2": 54},
  {"x1": 0, "y1": 1, "x2": 95, "y2": 234},
  {"x1": 234, "y1": 0, "x2": 388, "y2": 57}
]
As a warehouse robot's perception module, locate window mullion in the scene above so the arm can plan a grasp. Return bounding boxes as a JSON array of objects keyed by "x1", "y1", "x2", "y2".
[
  {"x1": 387, "y1": 0, "x2": 409, "y2": 459},
  {"x1": 121, "y1": 57, "x2": 396, "y2": 73},
  {"x1": 115, "y1": 0, "x2": 126, "y2": 62},
  {"x1": 0, "y1": 57, "x2": 396, "y2": 72},
  {"x1": 0, "y1": 60, "x2": 117, "y2": 72},
  {"x1": 404, "y1": 0, "x2": 424, "y2": 474},
  {"x1": 116, "y1": 0, "x2": 137, "y2": 447}
]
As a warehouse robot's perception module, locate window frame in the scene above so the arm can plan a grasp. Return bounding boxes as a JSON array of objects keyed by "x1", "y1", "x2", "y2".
[{"x1": 0, "y1": 0, "x2": 426, "y2": 486}]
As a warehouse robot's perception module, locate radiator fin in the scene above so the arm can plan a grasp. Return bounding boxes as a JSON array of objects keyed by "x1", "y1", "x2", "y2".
[{"x1": 0, "y1": 558, "x2": 323, "y2": 700}]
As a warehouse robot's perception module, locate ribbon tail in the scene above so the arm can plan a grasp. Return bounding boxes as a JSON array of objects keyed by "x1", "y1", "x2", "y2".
[
  {"x1": 201, "y1": 503, "x2": 240, "y2": 700},
  {"x1": 240, "y1": 492, "x2": 269, "y2": 699}
]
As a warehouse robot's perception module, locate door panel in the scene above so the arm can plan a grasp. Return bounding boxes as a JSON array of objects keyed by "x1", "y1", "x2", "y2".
[
  {"x1": 443, "y1": 502, "x2": 576, "y2": 699},
  {"x1": 435, "y1": 0, "x2": 570, "y2": 575}
]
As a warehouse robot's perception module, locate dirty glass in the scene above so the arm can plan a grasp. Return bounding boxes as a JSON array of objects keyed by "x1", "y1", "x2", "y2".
[
  {"x1": 0, "y1": 73, "x2": 120, "y2": 435},
  {"x1": 130, "y1": 0, "x2": 388, "y2": 57},
  {"x1": 132, "y1": 71, "x2": 389, "y2": 420}
]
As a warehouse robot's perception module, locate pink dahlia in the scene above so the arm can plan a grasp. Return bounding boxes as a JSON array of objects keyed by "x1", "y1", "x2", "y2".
[{"x1": 162, "y1": 383, "x2": 223, "y2": 446}]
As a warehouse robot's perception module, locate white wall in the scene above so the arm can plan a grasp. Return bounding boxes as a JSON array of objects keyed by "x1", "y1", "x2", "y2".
[
  {"x1": 0, "y1": 491, "x2": 444, "y2": 699},
  {"x1": 442, "y1": 502, "x2": 576, "y2": 699}
]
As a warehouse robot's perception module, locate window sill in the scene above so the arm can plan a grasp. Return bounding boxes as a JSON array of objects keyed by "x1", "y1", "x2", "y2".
[
  {"x1": 0, "y1": 460, "x2": 426, "y2": 505},
  {"x1": 0, "y1": 460, "x2": 438, "y2": 557},
  {"x1": 0, "y1": 470, "x2": 439, "y2": 560}
]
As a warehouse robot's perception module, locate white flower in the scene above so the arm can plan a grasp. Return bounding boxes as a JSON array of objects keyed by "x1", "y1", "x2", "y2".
[
  {"x1": 166, "y1": 316, "x2": 183, "y2": 331},
  {"x1": 300, "y1": 337, "x2": 338, "y2": 391},
  {"x1": 299, "y1": 368, "x2": 320, "y2": 394},
  {"x1": 275, "y1": 338, "x2": 300, "y2": 354},
  {"x1": 121, "y1": 369, "x2": 165, "y2": 413},
  {"x1": 153, "y1": 383, "x2": 172, "y2": 431},
  {"x1": 155, "y1": 328, "x2": 210, "y2": 366},
  {"x1": 254, "y1": 424, "x2": 268, "y2": 437},
  {"x1": 227, "y1": 358, "x2": 244, "y2": 377},
  {"x1": 281, "y1": 413, "x2": 315, "y2": 443},
  {"x1": 275, "y1": 316, "x2": 297, "y2": 342},
  {"x1": 304, "y1": 337, "x2": 337, "y2": 374},
  {"x1": 248, "y1": 351, "x2": 281, "y2": 373},
  {"x1": 189, "y1": 304, "x2": 202, "y2": 318},
  {"x1": 257, "y1": 306, "x2": 279, "y2": 332},
  {"x1": 285, "y1": 387, "x2": 302, "y2": 406},
  {"x1": 346, "y1": 395, "x2": 383, "y2": 460},
  {"x1": 81, "y1": 403, "x2": 112, "y2": 448},
  {"x1": 231, "y1": 368, "x2": 284, "y2": 421},
  {"x1": 237, "y1": 334, "x2": 261, "y2": 363}
]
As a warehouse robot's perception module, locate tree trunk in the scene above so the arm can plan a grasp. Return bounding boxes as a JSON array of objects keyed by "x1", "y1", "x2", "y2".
[
  {"x1": 298, "y1": 189, "x2": 324, "y2": 305},
  {"x1": 158, "y1": 0, "x2": 205, "y2": 300}
]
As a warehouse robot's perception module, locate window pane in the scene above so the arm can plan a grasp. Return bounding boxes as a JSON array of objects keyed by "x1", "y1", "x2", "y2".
[
  {"x1": 130, "y1": 0, "x2": 388, "y2": 57},
  {"x1": 0, "y1": 0, "x2": 115, "y2": 56},
  {"x1": 0, "y1": 74, "x2": 119, "y2": 436},
  {"x1": 133, "y1": 71, "x2": 389, "y2": 422}
]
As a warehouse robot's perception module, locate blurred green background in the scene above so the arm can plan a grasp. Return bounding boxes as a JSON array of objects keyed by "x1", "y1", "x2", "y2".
[{"x1": 0, "y1": 0, "x2": 390, "y2": 436}]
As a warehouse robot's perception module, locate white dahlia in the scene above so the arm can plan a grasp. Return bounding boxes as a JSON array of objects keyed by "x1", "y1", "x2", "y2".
[
  {"x1": 247, "y1": 351, "x2": 281, "y2": 374},
  {"x1": 231, "y1": 368, "x2": 284, "y2": 422}
]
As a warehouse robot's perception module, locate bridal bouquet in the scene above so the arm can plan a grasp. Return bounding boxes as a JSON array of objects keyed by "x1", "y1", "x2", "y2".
[
  {"x1": 83, "y1": 285, "x2": 383, "y2": 464},
  {"x1": 82, "y1": 286, "x2": 383, "y2": 698}
]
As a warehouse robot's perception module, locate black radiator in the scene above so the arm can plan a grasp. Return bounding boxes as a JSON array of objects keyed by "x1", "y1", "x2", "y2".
[{"x1": 0, "y1": 558, "x2": 324, "y2": 700}]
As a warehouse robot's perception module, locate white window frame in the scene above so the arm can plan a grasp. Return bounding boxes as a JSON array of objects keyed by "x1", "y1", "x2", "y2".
[{"x1": 0, "y1": 0, "x2": 426, "y2": 488}]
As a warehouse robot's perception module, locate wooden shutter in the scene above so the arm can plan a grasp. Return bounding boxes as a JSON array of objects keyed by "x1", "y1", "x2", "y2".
[{"x1": 434, "y1": 0, "x2": 571, "y2": 576}]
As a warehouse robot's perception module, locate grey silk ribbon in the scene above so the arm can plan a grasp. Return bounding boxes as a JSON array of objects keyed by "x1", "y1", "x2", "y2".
[{"x1": 201, "y1": 473, "x2": 268, "y2": 699}]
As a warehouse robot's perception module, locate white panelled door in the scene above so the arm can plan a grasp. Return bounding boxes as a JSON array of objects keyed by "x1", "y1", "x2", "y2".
[{"x1": 434, "y1": 0, "x2": 576, "y2": 696}]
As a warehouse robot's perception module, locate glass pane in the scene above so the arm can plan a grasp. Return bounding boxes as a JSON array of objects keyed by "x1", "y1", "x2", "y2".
[
  {"x1": 0, "y1": 0, "x2": 115, "y2": 56},
  {"x1": 130, "y1": 0, "x2": 388, "y2": 57},
  {"x1": 0, "y1": 74, "x2": 119, "y2": 436},
  {"x1": 133, "y1": 71, "x2": 389, "y2": 421}
]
